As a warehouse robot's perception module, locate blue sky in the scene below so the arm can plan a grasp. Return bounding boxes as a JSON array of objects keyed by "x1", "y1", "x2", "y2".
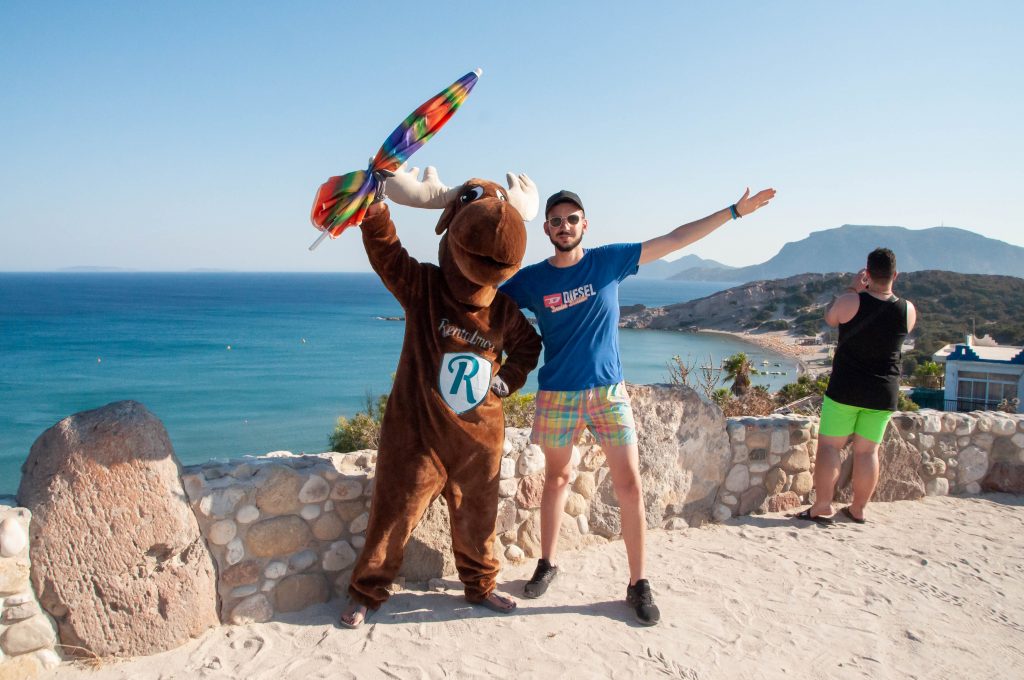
[{"x1": 2, "y1": 1, "x2": 1022, "y2": 272}]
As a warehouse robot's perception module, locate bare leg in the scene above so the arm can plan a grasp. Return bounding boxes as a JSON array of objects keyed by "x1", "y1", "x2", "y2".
[
  {"x1": 601, "y1": 442, "x2": 645, "y2": 585},
  {"x1": 847, "y1": 434, "x2": 881, "y2": 520},
  {"x1": 809, "y1": 435, "x2": 848, "y2": 518},
  {"x1": 538, "y1": 445, "x2": 575, "y2": 563}
]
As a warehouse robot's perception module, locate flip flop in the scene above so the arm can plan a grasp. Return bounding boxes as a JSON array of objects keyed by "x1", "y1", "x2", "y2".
[
  {"x1": 841, "y1": 506, "x2": 867, "y2": 524},
  {"x1": 794, "y1": 508, "x2": 836, "y2": 526},
  {"x1": 338, "y1": 603, "x2": 370, "y2": 629},
  {"x1": 472, "y1": 591, "x2": 517, "y2": 614}
]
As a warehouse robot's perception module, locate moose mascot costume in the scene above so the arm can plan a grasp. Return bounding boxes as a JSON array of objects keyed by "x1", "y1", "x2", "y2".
[{"x1": 341, "y1": 164, "x2": 542, "y2": 627}]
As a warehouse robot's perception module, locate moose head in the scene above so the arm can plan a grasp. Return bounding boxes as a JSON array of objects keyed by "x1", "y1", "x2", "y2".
[{"x1": 384, "y1": 164, "x2": 538, "y2": 307}]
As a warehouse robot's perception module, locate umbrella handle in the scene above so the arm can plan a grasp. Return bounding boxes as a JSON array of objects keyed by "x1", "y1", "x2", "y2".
[{"x1": 308, "y1": 230, "x2": 331, "y2": 251}]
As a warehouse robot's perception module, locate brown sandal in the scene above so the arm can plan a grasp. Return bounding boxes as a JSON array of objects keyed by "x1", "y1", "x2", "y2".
[{"x1": 473, "y1": 591, "x2": 517, "y2": 614}]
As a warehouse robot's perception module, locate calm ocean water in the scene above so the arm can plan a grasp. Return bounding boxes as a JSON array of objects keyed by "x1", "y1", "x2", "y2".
[{"x1": 0, "y1": 273, "x2": 797, "y2": 495}]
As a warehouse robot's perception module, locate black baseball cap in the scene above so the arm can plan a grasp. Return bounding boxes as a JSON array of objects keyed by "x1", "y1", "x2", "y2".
[{"x1": 545, "y1": 190, "x2": 584, "y2": 217}]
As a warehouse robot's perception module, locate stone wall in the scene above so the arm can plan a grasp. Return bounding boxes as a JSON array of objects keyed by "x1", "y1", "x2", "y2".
[
  {"x1": 3, "y1": 393, "x2": 1023, "y2": 675},
  {"x1": 182, "y1": 383, "x2": 730, "y2": 625},
  {"x1": 0, "y1": 505, "x2": 60, "y2": 678},
  {"x1": 716, "y1": 410, "x2": 1024, "y2": 519},
  {"x1": 182, "y1": 451, "x2": 375, "y2": 624}
]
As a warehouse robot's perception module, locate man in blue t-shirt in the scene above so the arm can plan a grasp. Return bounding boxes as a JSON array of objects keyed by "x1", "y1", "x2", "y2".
[{"x1": 501, "y1": 186, "x2": 776, "y2": 625}]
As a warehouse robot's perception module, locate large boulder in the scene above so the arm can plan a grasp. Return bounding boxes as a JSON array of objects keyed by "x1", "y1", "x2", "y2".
[
  {"x1": 981, "y1": 462, "x2": 1024, "y2": 493},
  {"x1": 590, "y1": 383, "x2": 731, "y2": 534},
  {"x1": 16, "y1": 401, "x2": 218, "y2": 658},
  {"x1": 833, "y1": 423, "x2": 925, "y2": 503},
  {"x1": 398, "y1": 497, "x2": 457, "y2": 581}
]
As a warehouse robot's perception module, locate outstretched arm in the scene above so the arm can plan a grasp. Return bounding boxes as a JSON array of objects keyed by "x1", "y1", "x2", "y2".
[
  {"x1": 360, "y1": 202, "x2": 422, "y2": 308},
  {"x1": 638, "y1": 187, "x2": 776, "y2": 265}
]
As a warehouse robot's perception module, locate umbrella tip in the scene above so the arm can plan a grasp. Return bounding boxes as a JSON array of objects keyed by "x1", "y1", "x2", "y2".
[{"x1": 474, "y1": 67, "x2": 483, "y2": 77}]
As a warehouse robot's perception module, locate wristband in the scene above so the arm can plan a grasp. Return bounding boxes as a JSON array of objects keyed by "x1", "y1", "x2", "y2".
[{"x1": 729, "y1": 204, "x2": 740, "y2": 220}]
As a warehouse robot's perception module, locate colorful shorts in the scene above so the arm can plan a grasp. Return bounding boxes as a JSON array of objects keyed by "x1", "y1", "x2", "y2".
[
  {"x1": 819, "y1": 395, "x2": 894, "y2": 444},
  {"x1": 530, "y1": 382, "x2": 637, "y2": 449}
]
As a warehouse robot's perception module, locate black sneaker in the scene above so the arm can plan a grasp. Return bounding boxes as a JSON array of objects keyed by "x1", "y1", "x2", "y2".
[
  {"x1": 523, "y1": 558, "x2": 558, "y2": 599},
  {"x1": 626, "y1": 579, "x2": 661, "y2": 626}
]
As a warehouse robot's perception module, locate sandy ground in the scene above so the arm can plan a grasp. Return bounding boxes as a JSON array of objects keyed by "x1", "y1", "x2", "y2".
[{"x1": 43, "y1": 494, "x2": 1024, "y2": 680}]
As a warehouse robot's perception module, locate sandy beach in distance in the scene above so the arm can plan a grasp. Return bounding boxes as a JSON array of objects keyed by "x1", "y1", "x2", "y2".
[
  {"x1": 46, "y1": 494, "x2": 1024, "y2": 680},
  {"x1": 701, "y1": 328, "x2": 833, "y2": 377}
]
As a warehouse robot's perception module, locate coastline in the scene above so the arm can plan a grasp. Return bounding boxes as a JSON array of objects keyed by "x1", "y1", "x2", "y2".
[{"x1": 698, "y1": 328, "x2": 831, "y2": 377}]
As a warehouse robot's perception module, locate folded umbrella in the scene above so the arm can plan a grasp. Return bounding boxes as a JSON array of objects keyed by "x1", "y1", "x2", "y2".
[{"x1": 309, "y1": 68, "x2": 481, "y2": 250}]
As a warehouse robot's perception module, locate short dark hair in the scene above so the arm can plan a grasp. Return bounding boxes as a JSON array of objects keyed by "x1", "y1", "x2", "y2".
[{"x1": 867, "y1": 247, "x2": 896, "y2": 282}]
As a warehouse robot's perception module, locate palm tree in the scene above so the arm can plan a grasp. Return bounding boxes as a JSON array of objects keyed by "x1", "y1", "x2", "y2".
[{"x1": 723, "y1": 353, "x2": 753, "y2": 396}]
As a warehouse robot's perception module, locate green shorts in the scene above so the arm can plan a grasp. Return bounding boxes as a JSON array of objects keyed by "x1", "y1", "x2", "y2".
[{"x1": 819, "y1": 395, "x2": 893, "y2": 444}]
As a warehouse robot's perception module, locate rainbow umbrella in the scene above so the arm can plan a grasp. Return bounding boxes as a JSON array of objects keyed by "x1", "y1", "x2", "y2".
[{"x1": 308, "y1": 68, "x2": 481, "y2": 250}]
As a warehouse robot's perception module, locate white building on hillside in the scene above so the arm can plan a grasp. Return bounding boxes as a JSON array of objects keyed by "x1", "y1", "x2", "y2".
[{"x1": 932, "y1": 335, "x2": 1024, "y2": 411}]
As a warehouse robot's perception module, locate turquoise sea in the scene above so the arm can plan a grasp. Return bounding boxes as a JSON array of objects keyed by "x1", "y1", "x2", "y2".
[{"x1": 0, "y1": 273, "x2": 798, "y2": 495}]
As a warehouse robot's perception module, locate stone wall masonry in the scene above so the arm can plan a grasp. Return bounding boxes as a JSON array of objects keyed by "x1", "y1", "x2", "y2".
[
  {"x1": 715, "y1": 410, "x2": 1024, "y2": 521},
  {"x1": 180, "y1": 430, "x2": 688, "y2": 626},
  {"x1": 182, "y1": 450, "x2": 377, "y2": 625},
  {"x1": 0, "y1": 505, "x2": 60, "y2": 679},
  {"x1": 181, "y1": 383, "x2": 729, "y2": 626},
  {"x1": 2, "y1": 396, "x2": 1022, "y2": 675}
]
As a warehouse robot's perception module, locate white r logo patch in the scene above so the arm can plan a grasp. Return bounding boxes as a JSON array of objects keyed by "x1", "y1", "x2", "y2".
[{"x1": 438, "y1": 352, "x2": 493, "y2": 414}]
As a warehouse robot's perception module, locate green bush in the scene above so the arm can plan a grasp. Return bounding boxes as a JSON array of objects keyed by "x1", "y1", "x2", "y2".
[
  {"x1": 776, "y1": 373, "x2": 830, "y2": 405},
  {"x1": 329, "y1": 392, "x2": 387, "y2": 452},
  {"x1": 329, "y1": 388, "x2": 538, "y2": 451},
  {"x1": 711, "y1": 388, "x2": 732, "y2": 406},
  {"x1": 503, "y1": 392, "x2": 536, "y2": 428},
  {"x1": 897, "y1": 392, "x2": 920, "y2": 412}
]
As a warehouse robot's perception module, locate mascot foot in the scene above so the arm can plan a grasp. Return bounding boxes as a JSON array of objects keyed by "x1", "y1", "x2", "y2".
[
  {"x1": 339, "y1": 602, "x2": 370, "y2": 629},
  {"x1": 473, "y1": 591, "x2": 517, "y2": 614}
]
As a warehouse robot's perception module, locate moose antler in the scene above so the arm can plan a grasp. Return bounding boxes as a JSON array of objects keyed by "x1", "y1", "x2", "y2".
[
  {"x1": 505, "y1": 172, "x2": 539, "y2": 221},
  {"x1": 385, "y1": 164, "x2": 458, "y2": 209},
  {"x1": 385, "y1": 163, "x2": 538, "y2": 221}
]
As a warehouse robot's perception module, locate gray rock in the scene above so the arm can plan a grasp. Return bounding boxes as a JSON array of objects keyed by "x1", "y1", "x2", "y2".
[
  {"x1": 834, "y1": 425, "x2": 925, "y2": 503},
  {"x1": 398, "y1": 497, "x2": 457, "y2": 580},
  {"x1": 229, "y1": 594, "x2": 273, "y2": 625},
  {"x1": 1, "y1": 613, "x2": 57, "y2": 655},
  {"x1": 16, "y1": 401, "x2": 218, "y2": 658},
  {"x1": 627, "y1": 384, "x2": 731, "y2": 527}
]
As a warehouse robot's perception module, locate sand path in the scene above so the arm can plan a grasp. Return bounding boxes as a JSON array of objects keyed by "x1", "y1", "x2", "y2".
[{"x1": 46, "y1": 494, "x2": 1024, "y2": 680}]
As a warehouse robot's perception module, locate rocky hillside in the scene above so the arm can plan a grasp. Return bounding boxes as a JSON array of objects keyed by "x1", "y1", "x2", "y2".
[
  {"x1": 621, "y1": 270, "x2": 1024, "y2": 369},
  {"x1": 621, "y1": 272, "x2": 836, "y2": 333},
  {"x1": 664, "y1": 225, "x2": 1024, "y2": 281}
]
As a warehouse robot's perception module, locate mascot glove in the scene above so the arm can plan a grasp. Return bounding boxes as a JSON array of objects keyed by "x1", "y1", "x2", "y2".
[{"x1": 490, "y1": 375, "x2": 510, "y2": 398}]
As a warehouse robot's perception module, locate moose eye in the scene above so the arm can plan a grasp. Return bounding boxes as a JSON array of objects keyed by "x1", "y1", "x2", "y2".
[{"x1": 460, "y1": 186, "x2": 485, "y2": 204}]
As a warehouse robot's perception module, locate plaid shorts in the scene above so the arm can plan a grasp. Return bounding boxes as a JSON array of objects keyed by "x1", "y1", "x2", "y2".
[{"x1": 530, "y1": 382, "x2": 637, "y2": 448}]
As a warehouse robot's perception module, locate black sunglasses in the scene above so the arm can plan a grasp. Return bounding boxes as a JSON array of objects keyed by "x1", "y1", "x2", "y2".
[{"x1": 547, "y1": 214, "x2": 582, "y2": 228}]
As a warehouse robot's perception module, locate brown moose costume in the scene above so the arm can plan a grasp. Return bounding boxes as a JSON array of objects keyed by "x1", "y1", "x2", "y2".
[{"x1": 347, "y1": 167, "x2": 541, "y2": 612}]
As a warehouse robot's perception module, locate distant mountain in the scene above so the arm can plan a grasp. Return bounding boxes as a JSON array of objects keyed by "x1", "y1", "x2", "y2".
[
  {"x1": 666, "y1": 225, "x2": 1024, "y2": 281},
  {"x1": 637, "y1": 253, "x2": 734, "y2": 279},
  {"x1": 58, "y1": 266, "x2": 137, "y2": 272}
]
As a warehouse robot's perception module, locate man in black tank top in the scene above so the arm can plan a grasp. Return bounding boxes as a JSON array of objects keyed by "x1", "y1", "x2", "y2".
[{"x1": 797, "y1": 248, "x2": 917, "y2": 525}]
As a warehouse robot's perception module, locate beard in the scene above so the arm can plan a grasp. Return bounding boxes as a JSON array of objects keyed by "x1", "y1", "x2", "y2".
[{"x1": 549, "y1": 231, "x2": 583, "y2": 252}]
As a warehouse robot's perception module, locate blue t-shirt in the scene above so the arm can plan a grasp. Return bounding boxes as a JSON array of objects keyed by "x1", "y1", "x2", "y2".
[{"x1": 500, "y1": 243, "x2": 641, "y2": 391}]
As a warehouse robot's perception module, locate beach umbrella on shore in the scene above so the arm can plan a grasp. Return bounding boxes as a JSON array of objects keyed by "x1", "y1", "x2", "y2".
[{"x1": 308, "y1": 69, "x2": 482, "y2": 250}]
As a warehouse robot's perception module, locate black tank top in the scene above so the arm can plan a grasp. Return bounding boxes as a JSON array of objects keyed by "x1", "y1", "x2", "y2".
[{"x1": 825, "y1": 292, "x2": 909, "y2": 410}]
